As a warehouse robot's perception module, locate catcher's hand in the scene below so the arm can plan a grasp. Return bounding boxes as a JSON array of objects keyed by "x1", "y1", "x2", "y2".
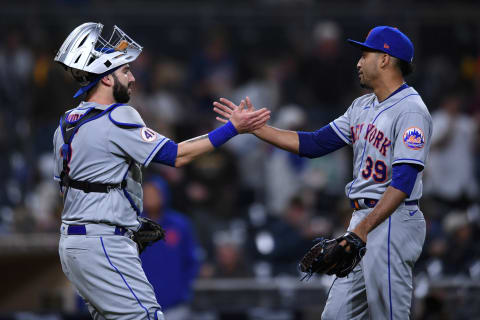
[
  {"x1": 299, "y1": 231, "x2": 366, "y2": 280},
  {"x1": 132, "y1": 217, "x2": 166, "y2": 254},
  {"x1": 213, "y1": 97, "x2": 270, "y2": 133}
]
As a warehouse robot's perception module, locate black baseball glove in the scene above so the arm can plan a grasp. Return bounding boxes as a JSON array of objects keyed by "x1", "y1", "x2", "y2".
[
  {"x1": 132, "y1": 217, "x2": 166, "y2": 254},
  {"x1": 299, "y1": 231, "x2": 366, "y2": 280}
]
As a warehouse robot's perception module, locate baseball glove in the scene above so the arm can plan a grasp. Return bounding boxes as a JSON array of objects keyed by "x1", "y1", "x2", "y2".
[
  {"x1": 132, "y1": 217, "x2": 166, "y2": 254},
  {"x1": 299, "y1": 231, "x2": 366, "y2": 280}
]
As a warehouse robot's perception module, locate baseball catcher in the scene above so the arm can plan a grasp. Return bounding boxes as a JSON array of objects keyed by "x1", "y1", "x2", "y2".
[
  {"x1": 299, "y1": 231, "x2": 366, "y2": 279},
  {"x1": 54, "y1": 22, "x2": 270, "y2": 320}
]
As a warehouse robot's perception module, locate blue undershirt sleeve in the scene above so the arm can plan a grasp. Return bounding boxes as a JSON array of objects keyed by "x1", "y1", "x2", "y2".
[
  {"x1": 152, "y1": 140, "x2": 178, "y2": 167},
  {"x1": 297, "y1": 124, "x2": 348, "y2": 158},
  {"x1": 390, "y1": 163, "x2": 421, "y2": 197}
]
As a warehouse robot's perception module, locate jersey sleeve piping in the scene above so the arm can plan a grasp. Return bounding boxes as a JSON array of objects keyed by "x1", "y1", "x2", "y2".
[
  {"x1": 392, "y1": 158, "x2": 425, "y2": 167},
  {"x1": 143, "y1": 137, "x2": 168, "y2": 167},
  {"x1": 330, "y1": 121, "x2": 352, "y2": 145}
]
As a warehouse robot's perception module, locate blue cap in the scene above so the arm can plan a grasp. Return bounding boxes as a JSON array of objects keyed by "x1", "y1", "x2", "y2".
[{"x1": 348, "y1": 26, "x2": 414, "y2": 63}]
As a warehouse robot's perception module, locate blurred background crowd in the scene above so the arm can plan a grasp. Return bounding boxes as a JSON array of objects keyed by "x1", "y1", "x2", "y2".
[{"x1": 1, "y1": 0, "x2": 480, "y2": 319}]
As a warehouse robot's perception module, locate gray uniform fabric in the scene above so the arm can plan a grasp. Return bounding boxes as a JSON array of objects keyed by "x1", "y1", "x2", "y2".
[
  {"x1": 322, "y1": 86, "x2": 431, "y2": 319},
  {"x1": 322, "y1": 204, "x2": 426, "y2": 319},
  {"x1": 59, "y1": 223, "x2": 165, "y2": 320},
  {"x1": 330, "y1": 86, "x2": 432, "y2": 200},
  {"x1": 54, "y1": 101, "x2": 168, "y2": 319},
  {"x1": 53, "y1": 101, "x2": 169, "y2": 229}
]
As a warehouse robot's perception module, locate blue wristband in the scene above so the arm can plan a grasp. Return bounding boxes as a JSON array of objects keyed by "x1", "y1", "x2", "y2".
[{"x1": 208, "y1": 121, "x2": 238, "y2": 148}]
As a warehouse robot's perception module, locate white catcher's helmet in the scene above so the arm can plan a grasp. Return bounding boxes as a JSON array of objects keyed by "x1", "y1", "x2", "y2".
[{"x1": 54, "y1": 22, "x2": 142, "y2": 86}]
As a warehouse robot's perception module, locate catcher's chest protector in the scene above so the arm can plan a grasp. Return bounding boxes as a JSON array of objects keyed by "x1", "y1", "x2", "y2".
[{"x1": 59, "y1": 103, "x2": 142, "y2": 214}]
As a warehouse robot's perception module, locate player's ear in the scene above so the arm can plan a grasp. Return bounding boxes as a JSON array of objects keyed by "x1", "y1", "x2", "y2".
[
  {"x1": 379, "y1": 53, "x2": 390, "y2": 69},
  {"x1": 100, "y1": 74, "x2": 114, "y2": 87}
]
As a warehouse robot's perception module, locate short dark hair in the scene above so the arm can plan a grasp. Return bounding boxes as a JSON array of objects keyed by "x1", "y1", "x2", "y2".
[
  {"x1": 364, "y1": 49, "x2": 414, "y2": 77},
  {"x1": 396, "y1": 58, "x2": 414, "y2": 77}
]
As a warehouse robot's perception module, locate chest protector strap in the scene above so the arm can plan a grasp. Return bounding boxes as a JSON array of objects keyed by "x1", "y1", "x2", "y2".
[{"x1": 59, "y1": 103, "x2": 126, "y2": 193}]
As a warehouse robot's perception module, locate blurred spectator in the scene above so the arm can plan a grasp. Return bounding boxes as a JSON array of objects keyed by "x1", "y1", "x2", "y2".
[
  {"x1": 418, "y1": 291, "x2": 450, "y2": 320},
  {"x1": 0, "y1": 29, "x2": 33, "y2": 110},
  {"x1": 209, "y1": 230, "x2": 253, "y2": 278},
  {"x1": 424, "y1": 93, "x2": 478, "y2": 212},
  {"x1": 188, "y1": 28, "x2": 236, "y2": 111},
  {"x1": 232, "y1": 56, "x2": 281, "y2": 113},
  {"x1": 422, "y1": 236, "x2": 448, "y2": 278},
  {"x1": 297, "y1": 21, "x2": 352, "y2": 118},
  {"x1": 419, "y1": 56, "x2": 458, "y2": 108},
  {"x1": 141, "y1": 176, "x2": 200, "y2": 320},
  {"x1": 25, "y1": 153, "x2": 61, "y2": 232},
  {"x1": 442, "y1": 211, "x2": 478, "y2": 276},
  {"x1": 225, "y1": 57, "x2": 281, "y2": 200},
  {"x1": 301, "y1": 147, "x2": 351, "y2": 210},
  {"x1": 420, "y1": 210, "x2": 480, "y2": 279},
  {"x1": 184, "y1": 148, "x2": 240, "y2": 220},
  {"x1": 0, "y1": 30, "x2": 34, "y2": 211},
  {"x1": 147, "y1": 59, "x2": 186, "y2": 130},
  {"x1": 266, "y1": 196, "x2": 331, "y2": 275},
  {"x1": 223, "y1": 131, "x2": 268, "y2": 204},
  {"x1": 264, "y1": 105, "x2": 309, "y2": 215}
]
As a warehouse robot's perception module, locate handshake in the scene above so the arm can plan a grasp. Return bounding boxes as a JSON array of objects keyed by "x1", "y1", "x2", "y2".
[{"x1": 213, "y1": 96, "x2": 269, "y2": 134}]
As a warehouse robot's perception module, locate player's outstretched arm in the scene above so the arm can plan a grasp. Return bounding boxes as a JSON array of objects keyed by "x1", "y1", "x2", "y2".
[
  {"x1": 213, "y1": 97, "x2": 300, "y2": 154},
  {"x1": 175, "y1": 101, "x2": 270, "y2": 167}
]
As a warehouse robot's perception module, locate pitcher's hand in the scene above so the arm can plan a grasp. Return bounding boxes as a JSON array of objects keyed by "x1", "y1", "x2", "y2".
[{"x1": 214, "y1": 97, "x2": 268, "y2": 133}]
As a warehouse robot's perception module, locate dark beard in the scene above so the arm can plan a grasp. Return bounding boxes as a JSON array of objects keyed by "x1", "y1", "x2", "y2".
[
  {"x1": 112, "y1": 74, "x2": 131, "y2": 103},
  {"x1": 359, "y1": 80, "x2": 372, "y2": 90}
]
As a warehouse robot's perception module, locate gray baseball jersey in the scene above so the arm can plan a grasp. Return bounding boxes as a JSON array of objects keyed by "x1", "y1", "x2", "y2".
[
  {"x1": 53, "y1": 101, "x2": 169, "y2": 229},
  {"x1": 330, "y1": 86, "x2": 432, "y2": 200},
  {"x1": 54, "y1": 101, "x2": 170, "y2": 319},
  {"x1": 322, "y1": 85, "x2": 432, "y2": 319}
]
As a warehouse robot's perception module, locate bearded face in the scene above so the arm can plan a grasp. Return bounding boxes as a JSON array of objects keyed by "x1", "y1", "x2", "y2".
[
  {"x1": 112, "y1": 73, "x2": 131, "y2": 103},
  {"x1": 357, "y1": 50, "x2": 381, "y2": 90}
]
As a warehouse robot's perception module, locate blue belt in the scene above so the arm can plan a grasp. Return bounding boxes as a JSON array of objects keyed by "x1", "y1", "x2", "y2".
[
  {"x1": 67, "y1": 225, "x2": 128, "y2": 236},
  {"x1": 350, "y1": 198, "x2": 419, "y2": 210}
]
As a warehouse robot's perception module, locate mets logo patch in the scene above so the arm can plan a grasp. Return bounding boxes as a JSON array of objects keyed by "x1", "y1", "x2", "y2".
[
  {"x1": 403, "y1": 127, "x2": 425, "y2": 150},
  {"x1": 141, "y1": 127, "x2": 157, "y2": 142}
]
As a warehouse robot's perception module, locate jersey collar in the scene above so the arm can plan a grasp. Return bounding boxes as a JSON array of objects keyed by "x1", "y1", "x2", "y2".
[
  {"x1": 79, "y1": 101, "x2": 111, "y2": 111},
  {"x1": 374, "y1": 83, "x2": 410, "y2": 107},
  {"x1": 385, "y1": 83, "x2": 409, "y2": 101}
]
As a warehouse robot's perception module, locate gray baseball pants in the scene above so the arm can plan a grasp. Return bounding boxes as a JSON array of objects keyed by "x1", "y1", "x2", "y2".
[
  {"x1": 59, "y1": 223, "x2": 165, "y2": 320},
  {"x1": 321, "y1": 203, "x2": 426, "y2": 319}
]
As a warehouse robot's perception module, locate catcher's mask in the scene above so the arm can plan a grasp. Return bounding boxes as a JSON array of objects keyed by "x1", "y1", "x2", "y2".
[{"x1": 54, "y1": 22, "x2": 142, "y2": 97}]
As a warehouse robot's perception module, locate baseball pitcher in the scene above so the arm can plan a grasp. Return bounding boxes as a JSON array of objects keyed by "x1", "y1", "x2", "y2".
[{"x1": 214, "y1": 26, "x2": 431, "y2": 319}]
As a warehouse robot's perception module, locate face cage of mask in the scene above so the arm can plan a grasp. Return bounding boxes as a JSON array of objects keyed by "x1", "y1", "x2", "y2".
[
  {"x1": 69, "y1": 25, "x2": 143, "y2": 86},
  {"x1": 92, "y1": 25, "x2": 142, "y2": 58}
]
